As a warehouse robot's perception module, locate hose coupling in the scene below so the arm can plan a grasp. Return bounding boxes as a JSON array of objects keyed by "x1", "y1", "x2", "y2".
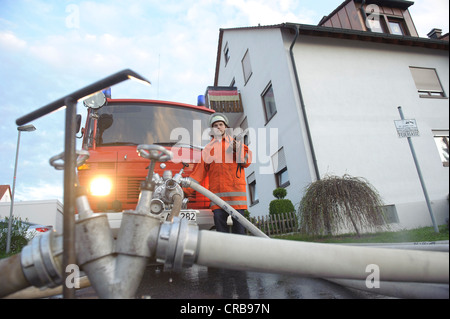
[
  {"x1": 155, "y1": 217, "x2": 199, "y2": 271},
  {"x1": 21, "y1": 231, "x2": 63, "y2": 288},
  {"x1": 180, "y1": 177, "x2": 191, "y2": 188}
]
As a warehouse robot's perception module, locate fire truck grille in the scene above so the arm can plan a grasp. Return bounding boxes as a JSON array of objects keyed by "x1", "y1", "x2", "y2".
[{"x1": 117, "y1": 176, "x2": 144, "y2": 201}]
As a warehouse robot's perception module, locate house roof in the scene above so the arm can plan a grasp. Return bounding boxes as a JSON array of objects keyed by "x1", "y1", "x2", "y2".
[
  {"x1": 214, "y1": 23, "x2": 449, "y2": 85},
  {"x1": 0, "y1": 185, "x2": 11, "y2": 201},
  {"x1": 353, "y1": 0, "x2": 414, "y2": 9},
  {"x1": 319, "y1": 0, "x2": 415, "y2": 26}
]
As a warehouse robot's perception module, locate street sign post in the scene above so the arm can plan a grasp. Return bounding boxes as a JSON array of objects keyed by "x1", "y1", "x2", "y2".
[
  {"x1": 394, "y1": 119, "x2": 420, "y2": 138},
  {"x1": 397, "y1": 106, "x2": 438, "y2": 232}
]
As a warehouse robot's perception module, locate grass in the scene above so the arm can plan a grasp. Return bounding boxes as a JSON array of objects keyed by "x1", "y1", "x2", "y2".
[{"x1": 274, "y1": 224, "x2": 449, "y2": 244}]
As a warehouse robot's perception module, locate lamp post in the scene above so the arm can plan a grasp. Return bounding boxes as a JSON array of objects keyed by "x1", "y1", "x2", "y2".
[{"x1": 6, "y1": 124, "x2": 36, "y2": 254}]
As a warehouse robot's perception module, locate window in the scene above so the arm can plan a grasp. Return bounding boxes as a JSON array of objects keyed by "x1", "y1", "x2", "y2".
[
  {"x1": 276, "y1": 168, "x2": 290, "y2": 188},
  {"x1": 433, "y1": 130, "x2": 449, "y2": 167},
  {"x1": 381, "y1": 205, "x2": 399, "y2": 224},
  {"x1": 388, "y1": 20, "x2": 404, "y2": 35},
  {"x1": 367, "y1": 16, "x2": 385, "y2": 33},
  {"x1": 247, "y1": 172, "x2": 259, "y2": 205},
  {"x1": 262, "y1": 83, "x2": 277, "y2": 123},
  {"x1": 224, "y1": 42, "x2": 230, "y2": 65},
  {"x1": 242, "y1": 49, "x2": 252, "y2": 84},
  {"x1": 272, "y1": 147, "x2": 290, "y2": 188},
  {"x1": 409, "y1": 67, "x2": 447, "y2": 98},
  {"x1": 364, "y1": 5, "x2": 410, "y2": 36}
]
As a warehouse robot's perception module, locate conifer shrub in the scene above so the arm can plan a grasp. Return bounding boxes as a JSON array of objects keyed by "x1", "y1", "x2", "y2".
[{"x1": 269, "y1": 188, "x2": 295, "y2": 216}]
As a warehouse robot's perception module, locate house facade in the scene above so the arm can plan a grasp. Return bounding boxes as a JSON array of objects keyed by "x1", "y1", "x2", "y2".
[
  {"x1": 209, "y1": 0, "x2": 449, "y2": 229},
  {"x1": 0, "y1": 199, "x2": 64, "y2": 231},
  {"x1": 0, "y1": 185, "x2": 11, "y2": 202}
]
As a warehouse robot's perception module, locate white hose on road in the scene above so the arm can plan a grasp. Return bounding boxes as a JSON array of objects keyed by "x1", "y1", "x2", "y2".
[{"x1": 195, "y1": 230, "x2": 449, "y2": 284}]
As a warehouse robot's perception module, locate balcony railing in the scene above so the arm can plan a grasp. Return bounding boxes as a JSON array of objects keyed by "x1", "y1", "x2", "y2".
[{"x1": 204, "y1": 86, "x2": 243, "y2": 113}]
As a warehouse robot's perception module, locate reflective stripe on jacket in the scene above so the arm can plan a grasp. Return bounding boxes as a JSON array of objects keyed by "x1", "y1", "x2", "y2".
[{"x1": 188, "y1": 134, "x2": 251, "y2": 210}]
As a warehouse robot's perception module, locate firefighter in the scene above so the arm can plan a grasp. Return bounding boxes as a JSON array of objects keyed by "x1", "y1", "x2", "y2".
[{"x1": 185, "y1": 113, "x2": 252, "y2": 234}]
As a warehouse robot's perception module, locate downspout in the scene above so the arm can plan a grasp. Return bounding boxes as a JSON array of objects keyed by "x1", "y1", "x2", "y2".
[
  {"x1": 283, "y1": 23, "x2": 320, "y2": 181},
  {"x1": 360, "y1": 0, "x2": 370, "y2": 32}
]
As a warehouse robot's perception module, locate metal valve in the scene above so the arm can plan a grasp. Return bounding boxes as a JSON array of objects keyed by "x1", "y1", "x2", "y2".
[{"x1": 49, "y1": 149, "x2": 90, "y2": 170}]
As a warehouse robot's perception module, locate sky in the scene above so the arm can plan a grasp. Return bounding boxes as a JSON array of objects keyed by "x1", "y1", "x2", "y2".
[{"x1": 0, "y1": 0, "x2": 448, "y2": 204}]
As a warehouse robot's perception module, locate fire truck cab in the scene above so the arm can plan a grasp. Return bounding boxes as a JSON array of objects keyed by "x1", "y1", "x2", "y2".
[{"x1": 77, "y1": 93, "x2": 215, "y2": 231}]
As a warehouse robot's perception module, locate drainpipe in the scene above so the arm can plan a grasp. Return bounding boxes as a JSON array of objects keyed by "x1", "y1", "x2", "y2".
[
  {"x1": 360, "y1": 0, "x2": 370, "y2": 31},
  {"x1": 283, "y1": 23, "x2": 320, "y2": 181}
]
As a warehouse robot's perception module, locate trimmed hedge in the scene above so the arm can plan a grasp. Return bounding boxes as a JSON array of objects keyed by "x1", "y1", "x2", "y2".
[
  {"x1": 269, "y1": 188, "x2": 295, "y2": 215},
  {"x1": 269, "y1": 199, "x2": 295, "y2": 215}
]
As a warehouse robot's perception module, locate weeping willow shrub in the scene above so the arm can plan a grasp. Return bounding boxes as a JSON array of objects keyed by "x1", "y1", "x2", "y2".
[{"x1": 298, "y1": 175, "x2": 388, "y2": 237}]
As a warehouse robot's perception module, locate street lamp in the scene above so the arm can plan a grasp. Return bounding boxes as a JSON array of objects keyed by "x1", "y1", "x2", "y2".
[{"x1": 6, "y1": 124, "x2": 36, "y2": 254}]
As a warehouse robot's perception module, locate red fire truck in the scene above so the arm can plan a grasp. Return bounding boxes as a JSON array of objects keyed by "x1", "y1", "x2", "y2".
[{"x1": 77, "y1": 95, "x2": 215, "y2": 230}]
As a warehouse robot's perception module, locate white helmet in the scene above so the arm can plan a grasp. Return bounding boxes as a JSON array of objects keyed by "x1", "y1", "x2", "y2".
[{"x1": 209, "y1": 113, "x2": 229, "y2": 127}]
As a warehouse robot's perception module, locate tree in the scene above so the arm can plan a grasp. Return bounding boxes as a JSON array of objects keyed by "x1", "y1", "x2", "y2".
[
  {"x1": 269, "y1": 187, "x2": 295, "y2": 215},
  {"x1": 0, "y1": 216, "x2": 30, "y2": 255},
  {"x1": 298, "y1": 174, "x2": 387, "y2": 237}
]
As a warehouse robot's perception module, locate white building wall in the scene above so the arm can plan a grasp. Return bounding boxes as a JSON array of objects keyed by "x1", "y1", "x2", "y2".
[
  {"x1": 0, "y1": 192, "x2": 11, "y2": 202},
  {"x1": 217, "y1": 27, "x2": 449, "y2": 229},
  {"x1": 290, "y1": 35, "x2": 449, "y2": 229},
  {"x1": 0, "y1": 200, "x2": 64, "y2": 232},
  {"x1": 217, "y1": 28, "x2": 316, "y2": 216}
]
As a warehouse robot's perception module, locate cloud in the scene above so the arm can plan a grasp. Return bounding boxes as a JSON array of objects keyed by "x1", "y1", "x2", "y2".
[
  {"x1": 408, "y1": 0, "x2": 449, "y2": 37},
  {"x1": 15, "y1": 181, "x2": 63, "y2": 202},
  {"x1": 411, "y1": 1, "x2": 449, "y2": 35},
  {"x1": 0, "y1": 31, "x2": 27, "y2": 51},
  {"x1": 225, "y1": 0, "x2": 316, "y2": 25}
]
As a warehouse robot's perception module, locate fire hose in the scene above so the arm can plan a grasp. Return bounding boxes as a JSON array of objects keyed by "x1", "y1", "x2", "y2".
[{"x1": 182, "y1": 178, "x2": 268, "y2": 238}]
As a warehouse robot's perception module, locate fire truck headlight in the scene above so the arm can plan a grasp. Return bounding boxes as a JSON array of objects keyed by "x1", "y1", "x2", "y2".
[{"x1": 90, "y1": 177, "x2": 112, "y2": 196}]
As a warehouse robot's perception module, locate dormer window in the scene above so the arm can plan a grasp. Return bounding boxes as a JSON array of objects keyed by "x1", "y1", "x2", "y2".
[
  {"x1": 319, "y1": 1, "x2": 418, "y2": 37},
  {"x1": 388, "y1": 20, "x2": 404, "y2": 35},
  {"x1": 366, "y1": 12, "x2": 409, "y2": 36},
  {"x1": 367, "y1": 17, "x2": 384, "y2": 33}
]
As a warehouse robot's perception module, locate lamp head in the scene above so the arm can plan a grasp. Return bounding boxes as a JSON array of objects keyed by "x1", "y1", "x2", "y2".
[{"x1": 18, "y1": 124, "x2": 36, "y2": 132}]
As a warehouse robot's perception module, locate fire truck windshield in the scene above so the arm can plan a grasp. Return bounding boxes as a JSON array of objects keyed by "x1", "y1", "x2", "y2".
[{"x1": 85, "y1": 102, "x2": 212, "y2": 148}]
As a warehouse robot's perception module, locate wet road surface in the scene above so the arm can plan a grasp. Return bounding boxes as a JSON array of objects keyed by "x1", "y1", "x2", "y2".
[{"x1": 75, "y1": 264, "x2": 389, "y2": 299}]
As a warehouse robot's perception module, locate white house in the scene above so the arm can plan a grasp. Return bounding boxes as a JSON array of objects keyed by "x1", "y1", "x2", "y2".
[
  {"x1": 0, "y1": 199, "x2": 64, "y2": 232},
  {"x1": 0, "y1": 185, "x2": 11, "y2": 202},
  {"x1": 208, "y1": 0, "x2": 449, "y2": 230}
]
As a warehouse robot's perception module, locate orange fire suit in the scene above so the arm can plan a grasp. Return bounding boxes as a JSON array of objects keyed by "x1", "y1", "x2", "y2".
[{"x1": 186, "y1": 134, "x2": 252, "y2": 210}]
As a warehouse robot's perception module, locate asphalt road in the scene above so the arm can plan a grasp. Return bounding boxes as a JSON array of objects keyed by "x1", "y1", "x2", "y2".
[{"x1": 74, "y1": 263, "x2": 390, "y2": 299}]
